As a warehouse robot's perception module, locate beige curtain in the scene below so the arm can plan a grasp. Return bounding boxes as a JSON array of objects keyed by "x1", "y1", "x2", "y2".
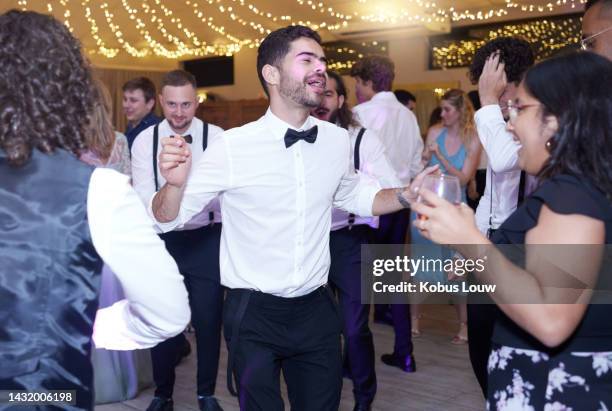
[
  {"x1": 93, "y1": 68, "x2": 166, "y2": 133},
  {"x1": 412, "y1": 89, "x2": 441, "y2": 137}
]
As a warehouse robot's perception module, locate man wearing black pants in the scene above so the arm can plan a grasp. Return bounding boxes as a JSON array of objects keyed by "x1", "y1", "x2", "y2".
[
  {"x1": 467, "y1": 38, "x2": 535, "y2": 397},
  {"x1": 151, "y1": 26, "x2": 431, "y2": 411},
  {"x1": 132, "y1": 70, "x2": 226, "y2": 411},
  {"x1": 312, "y1": 71, "x2": 400, "y2": 411},
  {"x1": 351, "y1": 56, "x2": 423, "y2": 373}
]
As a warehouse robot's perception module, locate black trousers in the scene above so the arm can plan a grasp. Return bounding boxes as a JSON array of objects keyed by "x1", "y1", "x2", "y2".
[
  {"x1": 467, "y1": 301, "x2": 498, "y2": 398},
  {"x1": 224, "y1": 286, "x2": 343, "y2": 411},
  {"x1": 152, "y1": 224, "x2": 224, "y2": 398},
  {"x1": 371, "y1": 209, "x2": 413, "y2": 357},
  {"x1": 329, "y1": 225, "x2": 376, "y2": 405}
]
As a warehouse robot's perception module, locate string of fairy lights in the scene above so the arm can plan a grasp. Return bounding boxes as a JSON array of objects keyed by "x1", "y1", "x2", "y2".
[
  {"x1": 431, "y1": 15, "x2": 582, "y2": 69},
  {"x1": 12, "y1": 0, "x2": 586, "y2": 59}
]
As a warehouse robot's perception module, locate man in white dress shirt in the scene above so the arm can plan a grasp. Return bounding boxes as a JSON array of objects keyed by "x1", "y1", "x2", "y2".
[
  {"x1": 150, "y1": 26, "x2": 428, "y2": 411},
  {"x1": 466, "y1": 37, "x2": 535, "y2": 397},
  {"x1": 131, "y1": 70, "x2": 225, "y2": 411},
  {"x1": 350, "y1": 55, "x2": 423, "y2": 373},
  {"x1": 312, "y1": 71, "x2": 400, "y2": 411}
]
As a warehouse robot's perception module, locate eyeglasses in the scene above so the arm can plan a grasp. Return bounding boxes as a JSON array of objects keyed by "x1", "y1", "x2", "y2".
[
  {"x1": 581, "y1": 25, "x2": 612, "y2": 51},
  {"x1": 507, "y1": 100, "x2": 540, "y2": 123}
]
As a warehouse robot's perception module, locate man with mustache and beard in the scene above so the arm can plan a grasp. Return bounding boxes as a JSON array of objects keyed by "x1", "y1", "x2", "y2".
[
  {"x1": 131, "y1": 70, "x2": 225, "y2": 411},
  {"x1": 312, "y1": 71, "x2": 400, "y2": 411},
  {"x1": 351, "y1": 55, "x2": 423, "y2": 374},
  {"x1": 150, "y1": 26, "x2": 435, "y2": 411}
]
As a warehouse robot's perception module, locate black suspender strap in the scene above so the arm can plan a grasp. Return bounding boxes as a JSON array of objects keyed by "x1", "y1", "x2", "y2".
[
  {"x1": 152, "y1": 122, "x2": 210, "y2": 193},
  {"x1": 153, "y1": 124, "x2": 160, "y2": 191},
  {"x1": 348, "y1": 127, "x2": 366, "y2": 229},
  {"x1": 202, "y1": 121, "x2": 209, "y2": 151},
  {"x1": 226, "y1": 290, "x2": 252, "y2": 397},
  {"x1": 354, "y1": 127, "x2": 366, "y2": 171}
]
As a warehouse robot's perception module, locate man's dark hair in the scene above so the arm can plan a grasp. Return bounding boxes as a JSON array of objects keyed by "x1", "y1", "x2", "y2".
[
  {"x1": 122, "y1": 77, "x2": 157, "y2": 102},
  {"x1": 525, "y1": 52, "x2": 612, "y2": 196},
  {"x1": 257, "y1": 25, "x2": 322, "y2": 96},
  {"x1": 326, "y1": 71, "x2": 359, "y2": 130},
  {"x1": 469, "y1": 37, "x2": 535, "y2": 85},
  {"x1": 585, "y1": 0, "x2": 612, "y2": 11},
  {"x1": 394, "y1": 89, "x2": 416, "y2": 105},
  {"x1": 0, "y1": 10, "x2": 97, "y2": 167},
  {"x1": 350, "y1": 55, "x2": 395, "y2": 92},
  {"x1": 161, "y1": 70, "x2": 197, "y2": 90}
]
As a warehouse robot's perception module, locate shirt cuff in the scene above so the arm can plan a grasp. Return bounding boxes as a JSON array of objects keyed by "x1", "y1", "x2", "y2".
[
  {"x1": 93, "y1": 300, "x2": 149, "y2": 350},
  {"x1": 356, "y1": 176, "x2": 382, "y2": 217},
  {"x1": 147, "y1": 192, "x2": 181, "y2": 233}
]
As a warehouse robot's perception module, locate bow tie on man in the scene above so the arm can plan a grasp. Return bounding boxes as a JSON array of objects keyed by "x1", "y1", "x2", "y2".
[{"x1": 284, "y1": 125, "x2": 318, "y2": 148}]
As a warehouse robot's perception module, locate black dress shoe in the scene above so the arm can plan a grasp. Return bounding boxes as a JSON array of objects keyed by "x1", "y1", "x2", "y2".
[
  {"x1": 198, "y1": 396, "x2": 224, "y2": 411},
  {"x1": 353, "y1": 402, "x2": 372, "y2": 411},
  {"x1": 146, "y1": 397, "x2": 174, "y2": 411},
  {"x1": 381, "y1": 353, "x2": 416, "y2": 373}
]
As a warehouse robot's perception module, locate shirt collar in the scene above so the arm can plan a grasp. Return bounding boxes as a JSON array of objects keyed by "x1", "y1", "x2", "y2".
[
  {"x1": 263, "y1": 108, "x2": 316, "y2": 141},
  {"x1": 160, "y1": 117, "x2": 199, "y2": 139},
  {"x1": 370, "y1": 91, "x2": 397, "y2": 103}
]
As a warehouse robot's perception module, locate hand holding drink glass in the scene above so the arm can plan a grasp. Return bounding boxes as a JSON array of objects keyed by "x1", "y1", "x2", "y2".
[
  {"x1": 411, "y1": 175, "x2": 483, "y2": 246},
  {"x1": 416, "y1": 174, "x2": 462, "y2": 221}
]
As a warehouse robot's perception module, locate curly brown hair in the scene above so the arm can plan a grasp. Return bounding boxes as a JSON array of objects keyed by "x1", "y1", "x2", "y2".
[
  {"x1": 350, "y1": 55, "x2": 395, "y2": 92},
  {"x1": 0, "y1": 10, "x2": 97, "y2": 167},
  {"x1": 468, "y1": 37, "x2": 534, "y2": 85}
]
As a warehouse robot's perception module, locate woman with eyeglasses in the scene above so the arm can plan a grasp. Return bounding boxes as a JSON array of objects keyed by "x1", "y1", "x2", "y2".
[{"x1": 412, "y1": 51, "x2": 612, "y2": 409}]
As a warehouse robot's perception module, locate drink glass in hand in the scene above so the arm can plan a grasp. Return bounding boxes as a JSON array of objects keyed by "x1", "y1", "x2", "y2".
[{"x1": 417, "y1": 174, "x2": 461, "y2": 220}]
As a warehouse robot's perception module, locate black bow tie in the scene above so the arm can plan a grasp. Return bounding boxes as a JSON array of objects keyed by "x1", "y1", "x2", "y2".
[
  {"x1": 182, "y1": 134, "x2": 193, "y2": 144},
  {"x1": 284, "y1": 126, "x2": 318, "y2": 148}
]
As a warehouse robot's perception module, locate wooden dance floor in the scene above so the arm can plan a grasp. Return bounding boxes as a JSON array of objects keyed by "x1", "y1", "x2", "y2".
[{"x1": 97, "y1": 304, "x2": 484, "y2": 411}]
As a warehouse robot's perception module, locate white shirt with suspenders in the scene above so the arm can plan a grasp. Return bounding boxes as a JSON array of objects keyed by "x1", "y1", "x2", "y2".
[
  {"x1": 331, "y1": 125, "x2": 401, "y2": 231},
  {"x1": 131, "y1": 118, "x2": 224, "y2": 231}
]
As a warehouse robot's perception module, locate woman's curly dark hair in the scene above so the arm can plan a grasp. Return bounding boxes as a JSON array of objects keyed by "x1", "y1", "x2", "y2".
[
  {"x1": 526, "y1": 52, "x2": 612, "y2": 197},
  {"x1": 0, "y1": 10, "x2": 97, "y2": 167},
  {"x1": 469, "y1": 37, "x2": 535, "y2": 85}
]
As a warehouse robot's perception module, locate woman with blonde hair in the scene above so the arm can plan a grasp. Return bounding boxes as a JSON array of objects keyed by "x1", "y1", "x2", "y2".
[
  {"x1": 80, "y1": 79, "x2": 130, "y2": 176},
  {"x1": 411, "y1": 89, "x2": 482, "y2": 343}
]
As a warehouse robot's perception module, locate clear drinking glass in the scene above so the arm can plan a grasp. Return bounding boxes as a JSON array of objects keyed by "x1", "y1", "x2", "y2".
[{"x1": 417, "y1": 174, "x2": 462, "y2": 220}]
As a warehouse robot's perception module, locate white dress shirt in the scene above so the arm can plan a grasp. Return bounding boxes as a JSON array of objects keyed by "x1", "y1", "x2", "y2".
[
  {"x1": 131, "y1": 118, "x2": 224, "y2": 230},
  {"x1": 474, "y1": 105, "x2": 521, "y2": 233},
  {"x1": 151, "y1": 109, "x2": 381, "y2": 297},
  {"x1": 331, "y1": 125, "x2": 400, "y2": 231},
  {"x1": 89, "y1": 168, "x2": 190, "y2": 350},
  {"x1": 352, "y1": 91, "x2": 424, "y2": 185}
]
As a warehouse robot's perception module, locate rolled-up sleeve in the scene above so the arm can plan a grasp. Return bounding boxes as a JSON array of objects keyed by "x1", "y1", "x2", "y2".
[
  {"x1": 333, "y1": 171, "x2": 381, "y2": 217},
  {"x1": 88, "y1": 168, "x2": 190, "y2": 350}
]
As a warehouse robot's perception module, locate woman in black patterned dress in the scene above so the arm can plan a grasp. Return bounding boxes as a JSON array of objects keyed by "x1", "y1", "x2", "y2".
[{"x1": 412, "y1": 52, "x2": 612, "y2": 410}]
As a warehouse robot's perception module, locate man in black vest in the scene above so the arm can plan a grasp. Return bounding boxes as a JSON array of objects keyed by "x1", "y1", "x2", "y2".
[
  {"x1": 131, "y1": 70, "x2": 225, "y2": 411},
  {"x1": 312, "y1": 71, "x2": 400, "y2": 411}
]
